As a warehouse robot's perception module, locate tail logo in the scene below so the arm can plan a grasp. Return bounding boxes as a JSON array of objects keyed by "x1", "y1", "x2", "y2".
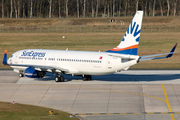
[
  {"x1": 123, "y1": 21, "x2": 141, "y2": 43},
  {"x1": 106, "y1": 11, "x2": 143, "y2": 55}
]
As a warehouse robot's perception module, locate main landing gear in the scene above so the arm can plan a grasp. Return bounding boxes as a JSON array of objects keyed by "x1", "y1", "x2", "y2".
[
  {"x1": 82, "y1": 75, "x2": 92, "y2": 81},
  {"x1": 55, "y1": 75, "x2": 64, "y2": 82},
  {"x1": 55, "y1": 75, "x2": 92, "y2": 82}
]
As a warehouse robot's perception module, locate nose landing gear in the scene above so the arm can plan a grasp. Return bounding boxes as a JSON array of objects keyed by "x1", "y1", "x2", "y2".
[{"x1": 18, "y1": 70, "x2": 24, "y2": 77}]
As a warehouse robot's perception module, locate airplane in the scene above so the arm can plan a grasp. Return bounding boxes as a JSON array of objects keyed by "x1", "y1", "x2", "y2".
[{"x1": 2, "y1": 11, "x2": 178, "y2": 82}]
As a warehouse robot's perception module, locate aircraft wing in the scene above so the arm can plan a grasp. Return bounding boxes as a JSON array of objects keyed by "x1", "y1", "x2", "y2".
[
  {"x1": 9, "y1": 63, "x2": 69, "y2": 73},
  {"x1": 139, "y1": 43, "x2": 178, "y2": 61}
]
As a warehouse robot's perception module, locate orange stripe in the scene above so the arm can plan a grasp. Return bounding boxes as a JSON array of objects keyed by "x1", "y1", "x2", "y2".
[
  {"x1": 4, "y1": 49, "x2": 7, "y2": 54},
  {"x1": 110, "y1": 44, "x2": 138, "y2": 51}
]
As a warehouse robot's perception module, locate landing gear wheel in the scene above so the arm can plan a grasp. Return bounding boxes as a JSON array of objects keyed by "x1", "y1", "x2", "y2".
[
  {"x1": 83, "y1": 75, "x2": 92, "y2": 81},
  {"x1": 60, "y1": 76, "x2": 64, "y2": 82},
  {"x1": 19, "y1": 70, "x2": 24, "y2": 77},
  {"x1": 55, "y1": 76, "x2": 64, "y2": 82},
  {"x1": 55, "y1": 76, "x2": 60, "y2": 82},
  {"x1": 83, "y1": 77, "x2": 87, "y2": 81},
  {"x1": 87, "y1": 76, "x2": 92, "y2": 80},
  {"x1": 18, "y1": 73, "x2": 24, "y2": 77}
]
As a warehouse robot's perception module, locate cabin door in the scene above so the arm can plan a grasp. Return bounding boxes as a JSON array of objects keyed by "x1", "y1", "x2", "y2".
[{"x1": 107, "y1": 57, "x2": 112, "y2": 69}]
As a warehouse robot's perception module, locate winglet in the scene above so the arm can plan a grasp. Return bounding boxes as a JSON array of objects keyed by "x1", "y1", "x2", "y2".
[
  {"x1": 166, "y1": 43, "x2": 178, "y2": 58},
  {"x1": 3, "y1": 49, "x2": 7, "y2": 65}
]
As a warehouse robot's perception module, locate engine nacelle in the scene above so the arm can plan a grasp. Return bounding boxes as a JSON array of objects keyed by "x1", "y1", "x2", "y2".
[{"x1": 25, "y1": 67, "x2": 46, "y2": 78}]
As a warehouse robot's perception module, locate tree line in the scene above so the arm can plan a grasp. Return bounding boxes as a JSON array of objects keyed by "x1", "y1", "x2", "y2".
[{"x1": 1, "y1": 0, "x2": 179, "y2": 18}]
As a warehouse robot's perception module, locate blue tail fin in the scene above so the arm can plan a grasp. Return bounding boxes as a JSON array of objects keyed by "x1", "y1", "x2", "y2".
[
  {"x1": 106, "y1": 11, "x2": 143, "y2": 55},
  {"x1": 3, "y1": 49, "x2": 7, "y2": 65}
]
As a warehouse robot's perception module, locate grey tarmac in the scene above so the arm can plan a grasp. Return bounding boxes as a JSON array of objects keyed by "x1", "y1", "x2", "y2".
[{"x1": 0, "y1": 70, "x2": 180, "y2": 120}]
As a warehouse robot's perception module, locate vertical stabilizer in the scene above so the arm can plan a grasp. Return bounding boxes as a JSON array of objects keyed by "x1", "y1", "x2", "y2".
[
  {"x1": 3, "y1": 49, "x2": 7, "y2": 65},
  {"x1": 106, "y1": 11, "x2": 143, "y2": 55}
]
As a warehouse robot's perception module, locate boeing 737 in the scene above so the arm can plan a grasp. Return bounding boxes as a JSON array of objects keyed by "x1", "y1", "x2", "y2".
[{"x1": 2, "y1": 11, "x2": 178, "y2": 82}]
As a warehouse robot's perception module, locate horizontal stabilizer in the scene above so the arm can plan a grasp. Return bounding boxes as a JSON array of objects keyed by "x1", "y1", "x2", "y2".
[
  {"x1": 139, "y1": 43, "x2": 178, "y2": 61},
  {"x1": 108, "y1": 53, "x2": 139, "y2": 60}
]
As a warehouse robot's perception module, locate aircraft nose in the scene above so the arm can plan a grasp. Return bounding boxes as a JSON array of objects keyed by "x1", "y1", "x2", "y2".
[{"x1": 7, "y1": 55, "x2": 13, "y2": 64}]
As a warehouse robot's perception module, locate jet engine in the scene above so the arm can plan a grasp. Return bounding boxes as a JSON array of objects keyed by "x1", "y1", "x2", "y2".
[{"x1": 25, "y1": 67, "x2": 46, "y2": 78}]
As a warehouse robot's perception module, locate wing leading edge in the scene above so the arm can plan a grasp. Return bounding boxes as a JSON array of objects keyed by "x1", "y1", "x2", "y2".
[
  {"x1": 139, "y1": 43, "x2": 178, "y2": 61},
  {"x1": 8, "y1": 63, "x2": 69, "y2": 73}
]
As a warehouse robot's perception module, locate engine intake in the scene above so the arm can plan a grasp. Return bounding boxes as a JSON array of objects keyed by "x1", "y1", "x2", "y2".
[{"x1": 25, "y1": 67, "x2": 46, "y2": 78}]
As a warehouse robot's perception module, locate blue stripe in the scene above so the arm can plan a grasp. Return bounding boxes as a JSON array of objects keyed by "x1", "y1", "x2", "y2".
[
  {"x1": 134, "y1": 25, "x2": 141, "y2": 37},
  {"x1": 131, "y1": 22, "x2": 136, "y2": 34},
  {"x1": 106, "y1": 48, "x2": 138, "y2": 55},
  {"x1": 122, "y1": 38, "x2": 125, "y2": 41},
  {"x1": 136, "y1": 37, "x2": 140, "y2": 42},
  {"x1": 127, "y1": 26, "x2": 129, "y2": 34}
]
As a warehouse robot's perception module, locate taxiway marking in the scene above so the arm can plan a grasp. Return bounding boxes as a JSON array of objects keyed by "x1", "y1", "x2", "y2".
[
  {"x1": 162, "y1": 84, "x2": 175, "y2": 120},
  {"x1": 75, "y1": 112, "x2": 180, "y2": 116}
]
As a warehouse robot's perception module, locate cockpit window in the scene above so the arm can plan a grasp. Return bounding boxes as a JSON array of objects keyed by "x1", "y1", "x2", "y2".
[{"x1": 10, "y1": 55, "x2": 13, "y2": 58}]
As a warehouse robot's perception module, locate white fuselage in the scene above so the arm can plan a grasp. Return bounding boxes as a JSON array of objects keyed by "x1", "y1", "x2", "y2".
[{"x1": 8, "y1": 49, "x2": 139, "y2": 76}]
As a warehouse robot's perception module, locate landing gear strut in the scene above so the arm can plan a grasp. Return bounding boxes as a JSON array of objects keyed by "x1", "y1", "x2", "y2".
[
  {"x1": 19, "y1": 73, "x2": 24, "y2": 77},
  {"x1": 18, "y1": 71, "x2": 24, "y2": 77},
  {"x1": 82, "y1": 75, "x2": 92, "y2": 81},
  {"x1": 55, "y1": 75, "x2": 64, "y2": 82}
]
